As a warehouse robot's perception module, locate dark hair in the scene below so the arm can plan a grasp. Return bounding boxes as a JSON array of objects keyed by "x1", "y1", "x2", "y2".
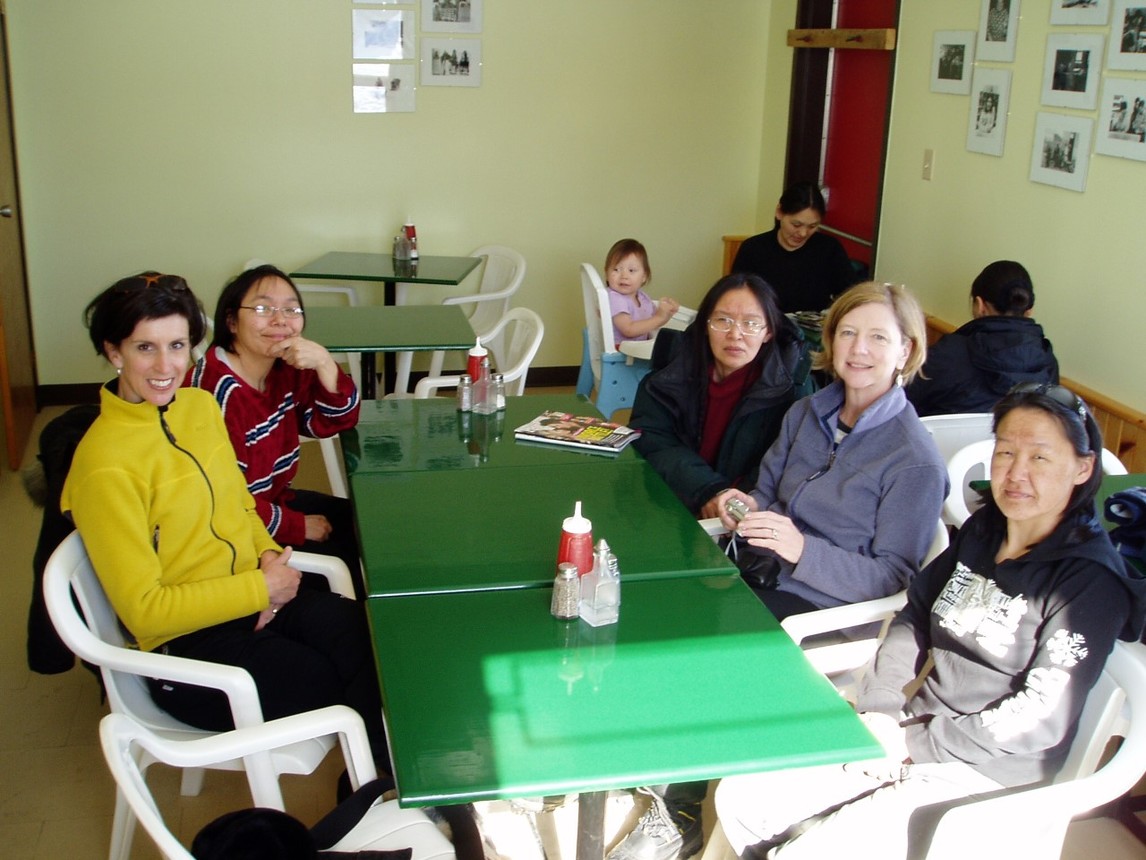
[
  {"x1": 680, "y1": 272, "x2": 790, "y2": 382},
  {"x1": 777, "y1": 181, "x2": 827, "y2": 218},
  {"x1": 977, "y1": 383, "x2": 1103, "y2": 531},
  {"x1": 971, "y1": 260, "x2": 1034, "y2": 316},
  {"x1": 212, "y1": 263, "x2": 303, "y2": 353},
  {"x1": 84, "y1": 271, "x2": 205, "y2": 357},
  {"x1": 603, "y1": 239, "x2": 651, "y2": 284}
]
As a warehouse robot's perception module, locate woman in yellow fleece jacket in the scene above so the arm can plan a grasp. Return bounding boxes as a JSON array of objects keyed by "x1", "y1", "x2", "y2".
[{"x1": 61, "y1": 272, "x2": 387, "y2": 763}]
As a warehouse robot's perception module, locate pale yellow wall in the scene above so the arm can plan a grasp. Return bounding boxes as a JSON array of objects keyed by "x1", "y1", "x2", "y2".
[
  {"x1": 6, "y1": 0, "x2": 773, "y2": 386},
  {"x1": 879, "y1": 1, "x2": 1146, "y2": 412}
]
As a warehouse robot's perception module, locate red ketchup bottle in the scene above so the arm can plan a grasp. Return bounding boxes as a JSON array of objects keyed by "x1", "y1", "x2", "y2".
[
  {"x1": 466, "y1": 338, "x2": 488, "y2": 382},
  {"x1": 557, "y1": 501, "x2": 594, "y2": 578}
]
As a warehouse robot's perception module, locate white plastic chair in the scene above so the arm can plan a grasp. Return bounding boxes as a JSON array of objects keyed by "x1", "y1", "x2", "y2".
[
  {"x1": 100, "y1": 708, "x2": 456, "y2": 860},
  {"x1": 575, "y1": 263, "x2": 654, "y2": 418},
  {"x1": 413, "y1": 306, "x2": 544, "y2": 398},
  {"x1": 945, "y1": 439, "x2": 1128, "y2": 527},
  {"x1": 703, "y1": 640, "x2": 1146, "y2": 860},
  {"x1": 44, "y1": 530, "x2": 355, "y2": 860},
  {"x1": 780, "y1": 519, "x2": 949, "y2": 683},
  {"x1": 919, "y1": 413, "x2": 994, "y2": 528},
  {"x1": 395, "y1": 245, "x2": 526, "y2": 394}
]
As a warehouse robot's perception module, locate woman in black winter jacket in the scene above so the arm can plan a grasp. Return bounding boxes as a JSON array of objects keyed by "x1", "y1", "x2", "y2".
[
  {"x1": 907, "y1": 260, "x2": 1058, "y2": 416},
  {"x1": 629, "y1": 272, "x2": 811, "y2": 518}
]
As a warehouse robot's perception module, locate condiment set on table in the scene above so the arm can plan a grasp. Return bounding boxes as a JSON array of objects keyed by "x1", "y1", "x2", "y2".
[{"x1": 550, "y1": 501, "x2": 621, "y2": 627}]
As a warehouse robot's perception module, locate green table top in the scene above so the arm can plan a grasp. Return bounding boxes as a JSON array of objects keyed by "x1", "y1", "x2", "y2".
[
  {"x1": 342, "y1": 395, "x2": 640, "y2": 475},
  {"x1": 367, "y1": 577, "x2": 881, "y2": 805},
  {"x1": 304, "y1": 305, "x2": 474, "y2": 353},
  {"x1": 290, "y1": 251, "x2": 482, "y2": 285},
  {"x1": 351, "y1": 460, "x2": 735, "y2": 596}
]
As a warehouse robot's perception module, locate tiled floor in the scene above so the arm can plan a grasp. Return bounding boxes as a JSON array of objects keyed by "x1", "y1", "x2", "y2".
[{"x1": 1, "y1": 401, "x2": 1144, "y2": 858}]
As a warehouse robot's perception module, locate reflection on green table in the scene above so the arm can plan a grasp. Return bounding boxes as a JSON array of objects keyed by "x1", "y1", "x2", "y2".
[
  {"x1": 368, "y1": 577, "x2": 881, "y2": 805},
  {"x1": 342, "y1": 395, "x2": 638, "y2": 475},
  {"x1": 352, "y1": 460, "x2": 734, "y2": 596}
]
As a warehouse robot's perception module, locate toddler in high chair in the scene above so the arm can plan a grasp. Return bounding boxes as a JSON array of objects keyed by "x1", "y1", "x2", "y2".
[{"x1": 604, "y1": 238, "x2": 680, "y2": 344}]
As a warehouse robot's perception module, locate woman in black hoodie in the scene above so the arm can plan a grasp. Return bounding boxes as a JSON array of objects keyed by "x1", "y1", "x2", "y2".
[
  {"x1": 714, "y1": 383, "x2": 1146, "y2": 859},
  {"x1": 907, "y1": 260, "x2": 1059, "y2": 416}
]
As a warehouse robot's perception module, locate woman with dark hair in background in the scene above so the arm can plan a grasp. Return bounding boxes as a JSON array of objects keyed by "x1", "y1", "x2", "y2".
[
  {"x1": 730, "y1": 181, "x2": 859, "y2": 314},
  {"x1": 186, "y1": 263, "x2": 363, "y2": 597},
  {"x1": 629, "y1": 272, "x2": 810, "y2": 518},
  {"x1": 906, "y1": 260, "x2": 1059, "y2": 417}
]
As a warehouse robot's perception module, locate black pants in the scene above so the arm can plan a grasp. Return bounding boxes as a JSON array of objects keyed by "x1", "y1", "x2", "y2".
[
  {"x1": 288, "y1": 489, "x2": 366, "y2": 600},
  {"x1": 148, "y1": 589, "x2": 389, "y2": 769}
]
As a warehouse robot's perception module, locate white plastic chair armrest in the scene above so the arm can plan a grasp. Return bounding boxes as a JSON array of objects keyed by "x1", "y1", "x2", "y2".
[
  {"x1": 442, "y1": 284, "x2": 516, "y2": 305},
  {"x1": 104, "y1": 704, "x2": 377, "y2": 791},
  {"x1": 618, "y1": 339, "x2": 655, "y2": 361},
  {"x1": 291, "y1": 551, "x2": 355, "y2": 599},
  {"x1": 781, "y1": 591, "x2": 908, "y2": 647},
  {"x1": 413, "y1": 375, "x2": 462, "y2": 398}
]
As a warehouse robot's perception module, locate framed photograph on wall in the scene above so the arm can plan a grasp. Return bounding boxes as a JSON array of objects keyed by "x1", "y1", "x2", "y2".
[
  {"x1": 966, "y1": 67, "x2": 1012, "y2": 156},
  {"x1": 420, "y1": 38, "x2": 481, "y2": 86},
  {"x1": 1029, "y1": 112, "x2": 1095, "y2": 191},
  {"x1": 352, "y1": 9, "x2": 415, "y2": 61},
  {"x1": 978, "y1": 0, "x2": 1021, "y2": 62},
  {"x1": 352, "y1": 63, "x2": 416, "y2": 114},
  {"x1": 1094, "y1": 77, "x2": 1146, "y2": 161},
  {"x1": 931, "y1": 31, "x2": 976, "y2": 94},
  {"x1": 1041, "y1": 34, "x2": 1105, "y2": 109},
  {"x1": 422, "y1": 0, "x2": 483, "y2": 34},
  {"x1": 1050, "y1": 0, "x2": 1111, "y2": 26},
  {"x1": 1109, "y1": 1, "x2": 1146, "y2": 70}
]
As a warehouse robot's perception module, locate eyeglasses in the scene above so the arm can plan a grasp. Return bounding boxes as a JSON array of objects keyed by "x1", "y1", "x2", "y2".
[
  {"x1": 239, "y1": 304, "x2": 305, "y2": 319},
  {"x1": 708, "y1": 316, "x2": 767, "y2": 336},
  {"x1": 1009, "y1": 382, "x2": 1087, "y2": 421}
]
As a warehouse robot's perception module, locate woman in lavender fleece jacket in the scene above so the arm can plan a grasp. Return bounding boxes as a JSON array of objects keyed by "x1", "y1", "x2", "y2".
[{"x1": 717, "y1": 281, "x2": 948, "y2": 620}]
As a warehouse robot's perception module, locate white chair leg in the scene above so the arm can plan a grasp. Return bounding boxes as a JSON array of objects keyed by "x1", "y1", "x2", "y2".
[
  {"x1": 428, "y1": 349, "x2": 447, "y2": 379},
  {"x1": 394, "y1": 350, "x2": 413, "y2": 395},
  {"x1": 109, "y1": 787, "x2": 137, "y2": 860},
  {"x1": 319, "y1": 436, "x2": 349, "y2": 499},
  {"x1": 180, "y1": 765, "x2": 206, "y2": 796}
]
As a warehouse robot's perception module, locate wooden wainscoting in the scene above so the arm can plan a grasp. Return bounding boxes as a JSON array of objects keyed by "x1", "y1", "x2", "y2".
[{"x1": 926, "y1": 316, "x2": 1146, "y2": 473}]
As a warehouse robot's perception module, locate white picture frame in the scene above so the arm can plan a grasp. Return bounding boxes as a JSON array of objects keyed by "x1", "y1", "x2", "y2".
[
  {"x1": 966, "y1": 67, "x2": 1013, "y2": 156},
  {"x1": 352, "y1": 63, "x2": 416, "y2": 114},
  {"x1": 1030, "y1": 112, "x2": 1095, "y2": 191},
  {"x1": 1041, "y1": 34, "x2": 1105, "y2": 109},
  {"x1": 422, "y1": 0, "x2": 483, "y2": 34},
  {"x1": 1109, "y1": 1, "x2": 1146, "y2": 70},
  {"x1": 978, "y1": 0, "x2": 1022, "y2": 62},
  {"x1": 931, "y1": 31, "x2": 976, "y2": 94},
  {"x1": 352, "y1": 9, "x2": 415, "y2": 61},
  {"x1": 1094, "y1": 77, "x2": 1146, "y2": 161},
  {"x1": 420, "y1": 38, "x2": 481, "y2": 87},
  {"x1": 1050, "y1": 0, "x2": 1112, "y2": 26}
]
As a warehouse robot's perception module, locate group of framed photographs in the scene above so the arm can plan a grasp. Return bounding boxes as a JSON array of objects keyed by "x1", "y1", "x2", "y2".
[
  {"x1": 351, "y1": 0, "x2": 484, "y2": 114},
  {"x1": 930, "y1": 0, "x2": 1146, "y2": 192}
]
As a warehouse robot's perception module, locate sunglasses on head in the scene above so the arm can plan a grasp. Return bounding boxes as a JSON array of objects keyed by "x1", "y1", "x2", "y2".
[{"x1": 1008, "y1": 382, "x2": 1088, "y2": 422}]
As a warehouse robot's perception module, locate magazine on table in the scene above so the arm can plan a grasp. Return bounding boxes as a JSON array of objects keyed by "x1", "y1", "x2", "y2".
[{"x1": 514, "y1": 411, "x2": 640, "y2": 454}]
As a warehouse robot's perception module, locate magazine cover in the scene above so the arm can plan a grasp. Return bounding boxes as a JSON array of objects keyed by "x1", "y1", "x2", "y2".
[{"x1": 514, "y1": 411, "x2": 640, "y2": 454}]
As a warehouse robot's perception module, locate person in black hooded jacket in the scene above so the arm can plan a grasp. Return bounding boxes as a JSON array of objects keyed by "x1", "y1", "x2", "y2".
[
  {"x1": 907, "y1": 260, "x2": 1059, "y2": 416},
  {"x1": 714, "y1": 383, "x2": 1146, "y2": 859},
  {"x1": 629, "y1": 272, "x2": 811, "y2": 518}
]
